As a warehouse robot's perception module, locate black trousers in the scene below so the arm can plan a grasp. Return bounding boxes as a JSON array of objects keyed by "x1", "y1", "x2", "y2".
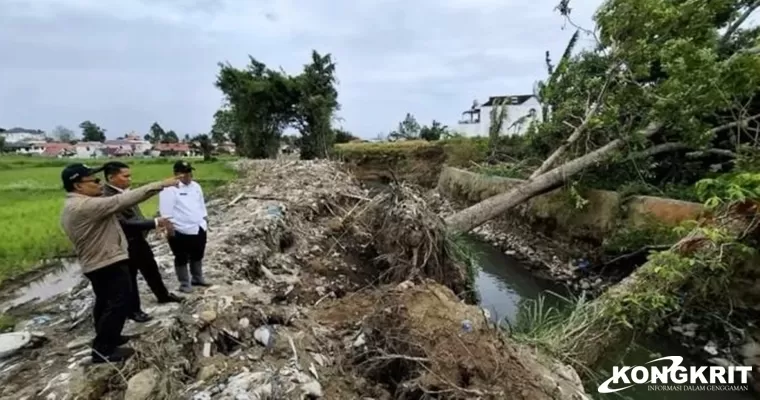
[
  {"x1": 167, "y1": 228, "x2": 207, "y2": 264},
  {"x1": 127, "y1": 237, "x2": 171, "y2": 313},
  {"x1": 168, "y1": 228, "x2": 207, "y2": 286},
  {"x1": 84, "y1": 260, "x2": 132, "y2": 355}
]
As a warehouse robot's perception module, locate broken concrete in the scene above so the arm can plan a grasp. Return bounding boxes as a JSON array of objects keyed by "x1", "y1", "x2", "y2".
[{"x1": 0, "y1": 159, "x2": 588, "y2": 399}]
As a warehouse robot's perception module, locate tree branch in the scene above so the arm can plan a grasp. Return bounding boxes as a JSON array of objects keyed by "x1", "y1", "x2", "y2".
[
  {"x1": 720, "y1": 0, "x2": 760, "y2": 46},
  {"x1": 686, "y1": 148, "x2": 737, "y2": 158},
  {"x1": 627, "y1": 113, "x2": 760, "y2": 161},
  {"x1": 629, "y1": 142, "x2": 690, "y2": 159}
]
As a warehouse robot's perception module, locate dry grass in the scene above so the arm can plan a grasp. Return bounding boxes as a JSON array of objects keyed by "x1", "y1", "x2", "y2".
[{"x1": 334, "y1": 140, "x2": 441, "y2": 154}]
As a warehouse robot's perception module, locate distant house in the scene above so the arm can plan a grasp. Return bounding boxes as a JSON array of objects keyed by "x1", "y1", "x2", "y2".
[
  {"x1": 457, "y1": 95, "x2": 541, "y2": 137},
  {"x1": 102, "y1": 146, "x2": 133, "y2": 157},
  {"x1": 0, "y1": 128, "x2": 47, "y2": 144},
  {"x1": 103, "y1": 134, "x2": 152, "y2": 157},
  {"x1": 215, "y1": 141, "x2": 237, "y2": 155},
  {"x1": 152, "y1": 143, "x2": 195, "y2": 157},
  {"x1": 74, "y1": 142, "x2": 106, "y2": 158},
  {"x1": 5, "y1": 141, "x2": 45, "y2": 155},
  {"x1": 42, "y1": 143, "x2": 75, "y2": 158}
]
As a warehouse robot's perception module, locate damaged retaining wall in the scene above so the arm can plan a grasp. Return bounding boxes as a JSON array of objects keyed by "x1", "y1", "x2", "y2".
[
  {"x1": 334, "y1": 141, "x2": 446, "y2": 187},
  {"x1": 436, "y1": 166, "x2": 705, "y2": 243}
]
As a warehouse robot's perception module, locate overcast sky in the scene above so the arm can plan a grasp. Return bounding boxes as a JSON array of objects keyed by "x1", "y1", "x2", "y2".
[{"x1": 0, "y1": 0, "x2": 601, "y2": 139}]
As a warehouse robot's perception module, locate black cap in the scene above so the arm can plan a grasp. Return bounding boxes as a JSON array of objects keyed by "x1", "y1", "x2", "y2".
[
  {"x1": 173, "y1": 160, "x2": 194, "y2": 173},
  {"x1": 61, "y1": 163, "x2": 104, "y2": 186}
]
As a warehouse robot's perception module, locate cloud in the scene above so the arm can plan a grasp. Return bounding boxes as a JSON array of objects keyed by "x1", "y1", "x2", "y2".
[{"x1": 0, "y1": 0, "x2": 601, "y2": 138}]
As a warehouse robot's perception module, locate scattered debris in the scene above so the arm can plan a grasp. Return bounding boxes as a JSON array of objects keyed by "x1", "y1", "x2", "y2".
[
  {"x1": 125, "y1": 368, "x2": 159, "y2": 400},
  {"x1": 0, "y1": 332, "x2": 31, "y2": 359}
]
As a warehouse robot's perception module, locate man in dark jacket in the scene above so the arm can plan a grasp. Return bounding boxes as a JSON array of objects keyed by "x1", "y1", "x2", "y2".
[
  {"x1": 60, "y1": 163, "x2": 180, "y2": 363},
  {"x1": 103, "y1": 162, "x2": 182, "y2": 323}
]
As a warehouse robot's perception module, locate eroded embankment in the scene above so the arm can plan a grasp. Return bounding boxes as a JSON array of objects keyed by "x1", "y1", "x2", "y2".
[{"x1": 0, "y1": 160, "x2": 587, "y2": 400}]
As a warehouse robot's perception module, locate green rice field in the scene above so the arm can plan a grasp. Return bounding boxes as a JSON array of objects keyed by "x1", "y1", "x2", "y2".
[{"x1": 0, "y1": 155, "x2": 239, "y2": 283}]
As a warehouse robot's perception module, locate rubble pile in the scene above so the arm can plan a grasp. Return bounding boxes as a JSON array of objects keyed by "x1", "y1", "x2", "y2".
[
  {"x1": 313, "y1": 280, "x2": 588, "y2": 399},
  {"x1": 0, "y1": 159, "x2": 587, "y2": 399}
]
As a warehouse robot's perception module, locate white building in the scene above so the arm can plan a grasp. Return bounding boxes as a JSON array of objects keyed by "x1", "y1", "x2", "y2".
[
  {"x1": 74, "y1": 142, "x2": 106, "y2": 158},
  {"x1": 103, "y1": 134, "x2": 153, "y2": 157},
  {"x1": 0, "y1": 129, "x2": 47, "y2": 143},
  {"x1": 7, "y1": 141, "x2": 46, "y2": 155},
  {"x1": 457, "y1": 95, "x2": 542, "y2": 137}
]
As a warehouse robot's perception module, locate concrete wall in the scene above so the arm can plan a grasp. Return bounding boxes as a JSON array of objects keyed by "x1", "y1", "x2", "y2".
[{"x1": 436, "y1": 166, "x2": 705, "y2": 242}]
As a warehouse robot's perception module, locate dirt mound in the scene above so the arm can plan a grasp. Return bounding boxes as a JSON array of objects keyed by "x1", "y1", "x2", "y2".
[{"x1": 314, "y1": 281, "x2": 589, "y2": 400}]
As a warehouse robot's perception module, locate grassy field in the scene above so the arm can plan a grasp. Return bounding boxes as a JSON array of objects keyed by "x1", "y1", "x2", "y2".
[{"x1": 0, "y1": 155, "x2": 239, "y2": 283}]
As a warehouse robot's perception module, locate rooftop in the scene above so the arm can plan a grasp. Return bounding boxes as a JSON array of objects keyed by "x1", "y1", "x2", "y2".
[{"x1": 481, "y1": 94, "x2": 535, "y2": 107}]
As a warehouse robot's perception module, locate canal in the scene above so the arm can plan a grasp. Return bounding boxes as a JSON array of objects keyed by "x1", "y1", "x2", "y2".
[{"x1": 467, "y1": 236, "x2": 755, "y2": 400}]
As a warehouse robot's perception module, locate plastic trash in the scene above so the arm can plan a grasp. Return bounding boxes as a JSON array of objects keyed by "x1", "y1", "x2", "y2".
[
  {"x1": 266, "y1": 205, "x2": 283, "y2": 218},
  {"x1": 575, "y1": 259, "x2": 590, "y2": 270},
  {"x1": 461, "y1": 319, "x2": 473, "y2": 333},
  {"x1": 0, "y1": 332, "x2": 31, "y2": 359},
  {"x1": 30, "y1": 315, "x2": 52, "y2": 326},
  {"x1": 254, "y1": 325, "x2": 275, "y2": 348}
]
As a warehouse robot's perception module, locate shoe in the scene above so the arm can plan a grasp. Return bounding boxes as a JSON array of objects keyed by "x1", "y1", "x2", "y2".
[
  {"x1": 92, "y1": 347, "x2": 135, "y2": 364},
  {"x1": 158, "y1": 293, "x2": 183, "y2": 303},
  {"x1": 191, "y1": 280, "x2": 212, "y2": 287},
  {"x1": 117, "y1": 333, "x2": 141, "y2": 346},
  {"x1": 129, "y1": 311, "x2": 153, "y2": 323},
  {"x1": 178, "y1": 285, "x2": 193, "y2": 293}
]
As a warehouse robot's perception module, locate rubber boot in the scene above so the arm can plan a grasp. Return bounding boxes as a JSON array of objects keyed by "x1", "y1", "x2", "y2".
[
  {"x1": 190, "y1": 260, "x2": 211, "y2": 287},
  {"x1": 175, "y1": 261, "x2": 192, "y2": 293}
]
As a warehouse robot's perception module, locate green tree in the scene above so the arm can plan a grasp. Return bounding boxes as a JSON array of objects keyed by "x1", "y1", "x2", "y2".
[
  {"x1": 334, "y1": 128, "x2": 359, "y2": 144},
  {"x1": 292, "y1": 51, "x2": 340, "y2": 159},
  {"x1": 215, "y1": 58, "x2": 297, "y2": 158},
  {"x1": 214, "y1": 50, "x2": 339, "y2": 159},
  {"x1": 79, "y1": 121, "x2": 106, "y2": 142},
  {"x1": 211, "y1": 108, "x2": 238, "y2": 144},
  {"x1": 449, "y1": 0, "x2": 760, "y2": 233},
  {"x1": 388, "y1": 113, "x2": 421, "y2": 141},
  {"x1": 0, "y1": 136, "x2": 5, "y2": 152},
  {"x1": 191, "y1": 134, "x2": 214, "y2": 161},
  {"x1": 146, "y1": 122, "x2": 165, "y2": 143},
  {"x1": 419, "y1": 120, "x2": 448, "y2": 141},
  {"x1": 164, "y1": 130, "x2": 179, "y2": 143},
  {"x1": 52, "y1": 126, "x2": 76, "y2": 143}
]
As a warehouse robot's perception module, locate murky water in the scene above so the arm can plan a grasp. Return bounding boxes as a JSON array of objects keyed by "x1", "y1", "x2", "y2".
[
  {"x1": 0, "y1": 259, "x2": 81, "y2": 312},
  {"x1": 467, "y1": 236, "x2": 755, "y2": 400}
]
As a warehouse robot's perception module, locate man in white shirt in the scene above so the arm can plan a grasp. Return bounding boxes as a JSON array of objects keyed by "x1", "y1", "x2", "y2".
[{"x1": 159, "y1": 160, "x2": 210, "y2": 293}]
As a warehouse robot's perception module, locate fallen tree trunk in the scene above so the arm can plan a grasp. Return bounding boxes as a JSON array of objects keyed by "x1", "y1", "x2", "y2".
[
  {"x1": 445, "y1": 121, "x2": 664, "y2": 233},
  {"x1": 446, "y1": 115, "x2": 756, "y2": 234},
  {"x1": 551, "y1": 203, "x2": 759, "y2": 371}
]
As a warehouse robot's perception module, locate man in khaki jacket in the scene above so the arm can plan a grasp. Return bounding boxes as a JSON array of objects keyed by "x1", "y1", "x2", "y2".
[{"x1": 60, "y1": 163, "x2": 179, "y2": 363}]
